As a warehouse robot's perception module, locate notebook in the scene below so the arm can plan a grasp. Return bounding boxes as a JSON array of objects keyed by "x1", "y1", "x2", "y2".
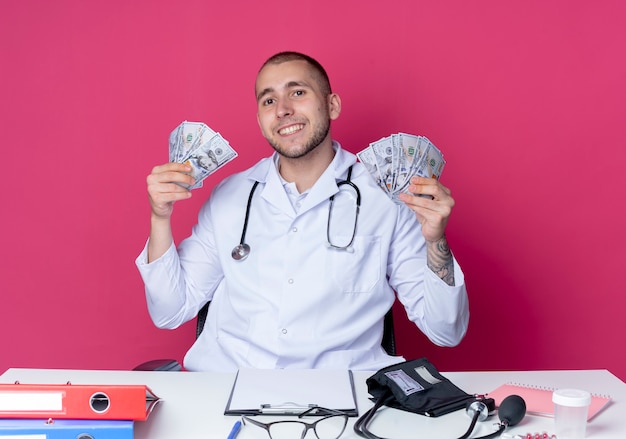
[{"x1": 487, "y1": 382, "x2": 611, "y2": 421}]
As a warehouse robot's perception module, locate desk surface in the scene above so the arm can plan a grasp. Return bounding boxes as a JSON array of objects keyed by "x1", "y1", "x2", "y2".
[{"x1": 1, "y1": 368, "x2": 624, "y2": 439}]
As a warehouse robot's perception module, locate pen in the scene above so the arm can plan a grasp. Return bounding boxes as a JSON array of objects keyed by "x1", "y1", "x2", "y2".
[{"x1": 227, "y1": 420, "x2": 242, "y2": 439}]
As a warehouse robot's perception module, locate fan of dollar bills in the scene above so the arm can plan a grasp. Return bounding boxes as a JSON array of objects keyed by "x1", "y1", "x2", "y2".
[
  {"x1": 356, "y1": 133, "x2": 445, "y2": 202},
  {"x1": 168, "y1": 121, "x2": 238, "y2": 189}
]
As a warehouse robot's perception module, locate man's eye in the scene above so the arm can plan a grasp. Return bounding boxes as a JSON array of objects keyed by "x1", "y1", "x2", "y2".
[
  {"x1": 293, "y1": 90, "x2": 305, "y2": 97},
  {"x1": 263, "y1": 98, "x2": 275, "y2": 106}
]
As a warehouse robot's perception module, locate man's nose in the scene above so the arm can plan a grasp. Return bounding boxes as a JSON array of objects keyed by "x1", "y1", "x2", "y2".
[{"x1": 276, "y1": 99, "x2": 293, "y2": 118}]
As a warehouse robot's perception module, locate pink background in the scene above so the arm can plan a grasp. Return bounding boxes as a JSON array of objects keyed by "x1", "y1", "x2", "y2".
[{"x1": 2, "y1": 1, "x2": 625, "y2": 380}]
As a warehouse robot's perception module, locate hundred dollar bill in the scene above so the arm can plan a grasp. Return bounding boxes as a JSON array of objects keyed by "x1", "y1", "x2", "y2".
[
  {"x1": 182, "y1": 133, "x2": 238, "y2": 189},
  {"x1": 394, "y1": 136, "x2": 445, "y2": 202},
  {"x1": 168, "y1": 120, "x2": 237, "y2": 190},
  {"x1": 170, "y1": 121, "x2": 216, "y2": 163},
  {"x1": 394, "y1": 135, "x2": 431, "y2": 196},
  {"x1": 357, "y1": 132, "x2": 446, "y2": 204},
  {"x1": 392, "y1": 133, "x2": 419, "y2": 193},
  {"x1": 370, "y1": 137, "x2": 396, "y2": 193},
  {"x1": 414, "y1": 137, "x2": 445, "y2": 180},
  {"x1": 356, "y1": 146, "x2": 386, "y2": 193}
]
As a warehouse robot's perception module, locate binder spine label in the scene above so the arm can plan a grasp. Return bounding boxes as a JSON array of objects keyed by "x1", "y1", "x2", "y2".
[{"x1": 0, "y1": 391, "x2": 63, "y2": 412}]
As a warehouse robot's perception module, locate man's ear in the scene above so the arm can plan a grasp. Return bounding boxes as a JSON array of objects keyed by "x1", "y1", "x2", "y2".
[{"x1": 328, "y1": 93, "x2": 342, "y2": 120}]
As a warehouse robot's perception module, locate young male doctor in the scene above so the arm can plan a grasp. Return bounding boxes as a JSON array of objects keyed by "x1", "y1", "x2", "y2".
[{"x1": 136, "y1": 51, "x2": 469, "y2": 372}]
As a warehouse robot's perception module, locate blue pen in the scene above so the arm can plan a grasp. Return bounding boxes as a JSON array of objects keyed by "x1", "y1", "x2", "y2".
[{"x1": 227, "y1": 420, "x2": 242, "y2": 439}]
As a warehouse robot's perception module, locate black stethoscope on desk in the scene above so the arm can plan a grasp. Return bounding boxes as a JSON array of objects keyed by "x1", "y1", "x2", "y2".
[{"x1": 231, "y1": 166, "x2": 361, "y2": 261}]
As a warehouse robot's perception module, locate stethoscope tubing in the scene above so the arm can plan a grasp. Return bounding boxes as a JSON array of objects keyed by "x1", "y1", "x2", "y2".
[
  {"x1": 232, "y1": 166, "x2": 360, "y2": 260},
  {"x1": 239, "y1": 180, "x2": 259, "y2": 246},
  {"x1": 231, "y1": 180, "x2": 259, "y2": 261}
]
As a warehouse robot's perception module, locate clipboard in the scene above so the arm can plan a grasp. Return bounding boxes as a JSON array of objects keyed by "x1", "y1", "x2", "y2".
[{"x1": 224, "y1": 368, "x2": 359, "y2": 417}]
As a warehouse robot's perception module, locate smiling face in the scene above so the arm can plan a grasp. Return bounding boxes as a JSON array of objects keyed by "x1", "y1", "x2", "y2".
[{"x1": 255, "y1": 59, "x2": 340, "y2": 160}]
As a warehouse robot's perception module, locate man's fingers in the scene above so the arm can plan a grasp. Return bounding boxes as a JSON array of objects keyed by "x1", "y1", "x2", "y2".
[
  {"x1": 147, "y1": 162, "x2": 195, "y2": 187},
  {"x1": 151, "y1": 162, "x2": 191, "y2": 174}
]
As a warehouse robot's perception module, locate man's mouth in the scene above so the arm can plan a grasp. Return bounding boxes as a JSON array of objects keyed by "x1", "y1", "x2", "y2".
[{"x1": 278, "y1": 124, "x2": 305, "y2": 136}]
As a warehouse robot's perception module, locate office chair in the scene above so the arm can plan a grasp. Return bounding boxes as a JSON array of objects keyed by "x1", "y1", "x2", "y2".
[{"x1": 134, "y1": 303, "x2": 396, "y2": 371}]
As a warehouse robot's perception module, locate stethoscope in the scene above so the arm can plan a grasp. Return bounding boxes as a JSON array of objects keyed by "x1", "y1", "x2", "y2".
[{"x1": 231, "y1": 166, "x2": 361, "y2": 261}]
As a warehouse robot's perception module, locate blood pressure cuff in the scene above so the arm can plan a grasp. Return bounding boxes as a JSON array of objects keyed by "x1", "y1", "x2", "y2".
[{"x1": 366, "y1": 357, "x2": 474, "y2": 417}]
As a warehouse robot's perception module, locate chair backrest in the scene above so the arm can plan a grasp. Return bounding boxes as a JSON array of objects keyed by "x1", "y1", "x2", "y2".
[
  {"x1": 196, "y1": 301, "x2": 210, "y2": 339},
  {"x1": 195, "y1": 302, "x2": 396, "y2": 356},
  {"x1": 381, "y1": 308, "x2": 396, "y2": 356}
]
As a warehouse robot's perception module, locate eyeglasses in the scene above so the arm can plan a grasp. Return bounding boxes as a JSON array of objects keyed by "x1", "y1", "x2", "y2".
[{"x1": 242, "y1": 406, "x2": 349, "y2": 439}]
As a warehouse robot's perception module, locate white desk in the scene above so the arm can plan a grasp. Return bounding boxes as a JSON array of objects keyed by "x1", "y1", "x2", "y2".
[{"x1": 1, "y1": 368, "x2": 624, "y2": 438}]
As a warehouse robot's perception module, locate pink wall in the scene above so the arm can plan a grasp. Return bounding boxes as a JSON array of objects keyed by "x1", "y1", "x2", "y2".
[{"x1": 2, "y1": 1, "x2": 625, "y2": 380}]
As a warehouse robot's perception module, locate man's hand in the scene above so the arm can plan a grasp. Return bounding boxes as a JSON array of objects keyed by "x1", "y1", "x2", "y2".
[
  {"x1": 146, "y1": 162, "x2": 195, "y2": 263},
  {"x1": 398, "y1": 176, "x2": 456, "y2": 285},
  {"x1": 147, "y1": 162, "x2": 195, "y2": 219},
  {"x1": 397, "y1": 176, "x2": 454, "y2": 242}
]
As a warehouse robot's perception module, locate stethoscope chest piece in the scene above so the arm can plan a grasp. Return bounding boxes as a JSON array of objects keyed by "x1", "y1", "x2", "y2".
[{"x1": 231, "y1": 243, "x2": 251, "y2": 261}]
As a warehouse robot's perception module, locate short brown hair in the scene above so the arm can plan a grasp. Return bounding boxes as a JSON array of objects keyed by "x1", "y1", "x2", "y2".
[{"x1": 259, "y1": 51, "x2": 332, "y2": 96}]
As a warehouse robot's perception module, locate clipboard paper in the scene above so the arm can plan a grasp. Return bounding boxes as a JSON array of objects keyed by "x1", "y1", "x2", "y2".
[{"x1": 224, "y1": 369, "x2": 358, "y2": 417}]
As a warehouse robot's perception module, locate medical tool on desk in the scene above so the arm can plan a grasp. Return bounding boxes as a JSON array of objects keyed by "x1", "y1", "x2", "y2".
[
  {"x1": 460, "y1": 395, "x2": 526, "y2": 439},
  {"x1": 354, "y1": 358, "x2": 528, "y2": 439},
  {"x1": 231, "y1": 166, "x2": 361, "y2": 261},
  {"x1": 354, "y1": 392, "x2": 526, "y2": 439}
]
